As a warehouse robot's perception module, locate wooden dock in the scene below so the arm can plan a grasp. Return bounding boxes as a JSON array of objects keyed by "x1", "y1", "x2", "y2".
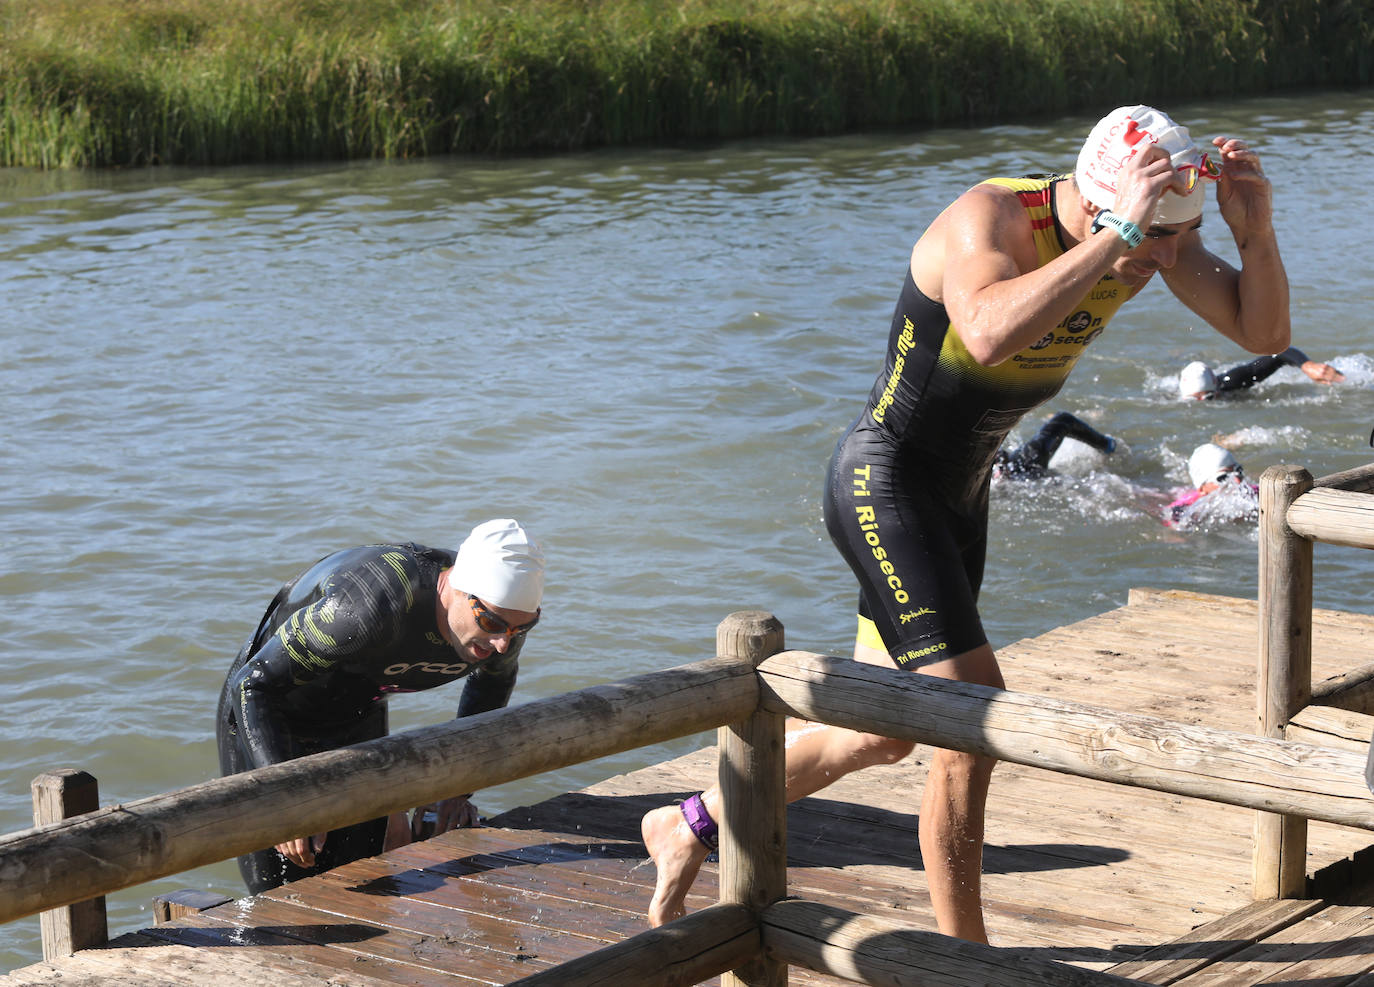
[{"x1": 5, "y1": 587, "x2": 1374, "y2": 986}]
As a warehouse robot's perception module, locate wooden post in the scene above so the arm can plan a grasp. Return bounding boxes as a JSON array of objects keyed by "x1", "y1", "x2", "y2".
[
  {"x1": 32, "y1": 770, "x2": 108, "y2": 959},
  {"x1": 715, "y1": 611, "x2": 788, "y2": 987},
  {"x1": 1254, "y1": 464, "x2": 1314, "y2": 900}
]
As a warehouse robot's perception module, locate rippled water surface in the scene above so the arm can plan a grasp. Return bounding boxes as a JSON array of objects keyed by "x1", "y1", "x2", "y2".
[{"x1": 4, "y1": 89, "x2": 1374, "y2": 971}]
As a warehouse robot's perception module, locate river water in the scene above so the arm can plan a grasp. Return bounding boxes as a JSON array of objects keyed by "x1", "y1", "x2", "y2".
[{"x1": 3, "y1": 89, "x2": 1373, "y2": 971}]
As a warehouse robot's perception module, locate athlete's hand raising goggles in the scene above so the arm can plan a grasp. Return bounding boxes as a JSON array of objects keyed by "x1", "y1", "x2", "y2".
[
  {"x1": 1110, "y1": 143, "x2": 1194, "y2": 229},
  {"x1": 1211, "y1": 136, "x2": 1274, "y2": 234}
]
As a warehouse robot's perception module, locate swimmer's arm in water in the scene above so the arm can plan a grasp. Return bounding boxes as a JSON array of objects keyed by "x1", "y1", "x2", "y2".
[{"x1": 1215, "y1": 353, "x2": 1287, "y2": 392}]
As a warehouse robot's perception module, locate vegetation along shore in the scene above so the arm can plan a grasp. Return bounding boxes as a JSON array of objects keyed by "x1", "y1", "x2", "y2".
[{"x1": 1, "y1": 0, "x2": 1372, "y2": 169}]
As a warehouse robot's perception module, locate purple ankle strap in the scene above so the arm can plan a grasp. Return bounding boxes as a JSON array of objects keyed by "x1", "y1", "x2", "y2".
[{"x1": 680, "y1": 793, "x2": 718, "y2": 850}]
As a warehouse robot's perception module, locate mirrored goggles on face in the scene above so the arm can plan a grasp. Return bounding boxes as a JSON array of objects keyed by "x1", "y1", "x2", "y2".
[{"x1": 467, "y1": 594, "x2": 540, "y2": 638}]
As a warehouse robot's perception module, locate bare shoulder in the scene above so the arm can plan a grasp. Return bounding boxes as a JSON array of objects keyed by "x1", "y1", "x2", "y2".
[{"x1": 913, "y1": 182, "x2": 1033, "y2": 297}]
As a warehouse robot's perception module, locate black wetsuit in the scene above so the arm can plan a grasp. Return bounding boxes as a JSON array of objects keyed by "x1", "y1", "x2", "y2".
[
  {"x1": 993, "y1": 411, "x2": 1116, "y2": 479},
  {"x1": 1216, "y1": 347, "x2": 1310, "y2": 393},
  {"x1": 215, "y1": 542, "x2": 520, "y2": 893},
  {"x1": 823, "y1": 175, "x2": 1132, "y2": 668}
]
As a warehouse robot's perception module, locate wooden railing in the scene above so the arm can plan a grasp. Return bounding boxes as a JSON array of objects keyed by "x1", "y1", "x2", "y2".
[
  {"x1": 6, "y1": 606, "x2": 1374, "y2": 985},
  {"x1": 1255, "y1": 461, "x2": 1374, "y2": 900}
]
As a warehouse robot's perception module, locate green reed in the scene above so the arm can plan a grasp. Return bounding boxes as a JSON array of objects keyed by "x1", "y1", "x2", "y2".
[{"x1": 1, "y1": 0, "x2": 1370, "y2": 168}]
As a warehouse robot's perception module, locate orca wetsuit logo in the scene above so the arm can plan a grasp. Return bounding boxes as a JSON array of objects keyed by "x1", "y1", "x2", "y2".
[{"x1": 384, "y1": 660, "x2": 472, "y2": 676}]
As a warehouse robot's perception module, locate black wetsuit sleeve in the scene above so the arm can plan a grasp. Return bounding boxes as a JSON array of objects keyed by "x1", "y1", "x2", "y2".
[
  {"x1": 1216, "y1": 347, "x2": 1309, "y2": 392},
  {"x1": 456, "y1": 643, "x2": 520, "y2": 718},
  {"x1": 229, "y1": 592, "x2": 392, "y2": 770}
]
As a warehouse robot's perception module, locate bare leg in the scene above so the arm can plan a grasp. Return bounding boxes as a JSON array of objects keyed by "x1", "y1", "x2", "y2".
[
  {"x1": 642, "y1": 640, "x2": 918, "y2": 928},
  {"x1": 915, "y1": 642, "x2": 1003, "y2": 944}
]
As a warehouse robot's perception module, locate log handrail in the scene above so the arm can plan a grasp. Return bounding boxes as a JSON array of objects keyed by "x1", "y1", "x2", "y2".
[
  {"x1": 1254, "y1": 460, "x2": 1374, "y2": 902},
  {"x1": 6, "y1": 634, "x2": 1373, "y2": 923},
  {"x1": 0, "y1": 657, "x2": 759, "y2": 925},
  {"x1": 1286, "y1": 487, "x2": 1374, "y2": 549},
  {"x1": 759, "y1": 651, "x2": 1373, "y2": 827}
]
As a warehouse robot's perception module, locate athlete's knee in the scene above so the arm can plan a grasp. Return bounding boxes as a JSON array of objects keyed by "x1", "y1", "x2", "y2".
[
  {"x1": 849, "y1": 731, "x2": 915, "y2": 765},
  {"x1": 930, "y1": 745, "x2": 997, "y2": 785}
]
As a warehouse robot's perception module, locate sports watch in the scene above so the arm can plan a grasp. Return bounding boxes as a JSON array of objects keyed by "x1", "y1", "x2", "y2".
[{"x1": 1091, "y1": 210, "x2": 1144, "y2": 248}]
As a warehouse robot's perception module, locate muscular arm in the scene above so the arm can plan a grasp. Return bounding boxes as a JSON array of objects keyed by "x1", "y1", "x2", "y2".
[
  {"x1": 929, "y1": 189, "x2": 1126, "y2": 365},
  {"x1": 924, "y1": 145, "x2": 1184, "y2": 366},
  {"x1": 1162, "y1": 137, "x2": 1290, "y2": 354}
]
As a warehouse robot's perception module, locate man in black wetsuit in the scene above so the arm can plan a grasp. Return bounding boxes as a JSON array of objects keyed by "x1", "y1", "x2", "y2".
[
  {"x1": 216, "y1": 517, "x2": 544, "y2": 893},
  {"x1": 642, "y1": 105, "x2": 1291, "y2": 941},
  {"x1": 1178, "y1": 346, "x2": 1344, "y2": 399}
]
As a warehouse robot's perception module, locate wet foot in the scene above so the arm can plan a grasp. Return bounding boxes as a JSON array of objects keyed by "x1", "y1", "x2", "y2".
[{"x1": 641, "y1": 801, "x2": 710, "y2": 927}]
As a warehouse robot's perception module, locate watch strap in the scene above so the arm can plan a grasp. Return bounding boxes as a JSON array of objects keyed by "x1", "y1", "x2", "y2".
[{"x1": 1092, "y1": 210, "x2": 1144, "y2": 249}]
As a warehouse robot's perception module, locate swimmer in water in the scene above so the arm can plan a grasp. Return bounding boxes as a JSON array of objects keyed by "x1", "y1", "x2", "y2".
[
  {"x1": 1164, "y1": 442, "x2": 1258, "y2": 527},
  {"x1": 993, "y1": 411, "x2": 1118, "y2": 480},
  {"x1": 1179, "y1": 346, "x2": 1343, "y2": 400},
  {"x1": 216, "y1": 519, "x2": 544, "y2": 893}
]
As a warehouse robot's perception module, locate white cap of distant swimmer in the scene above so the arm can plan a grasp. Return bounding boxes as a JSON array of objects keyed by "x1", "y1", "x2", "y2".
[
  {"x1": 1077, "y1": 105, "x2": 1217, "y2": 225},
  {"x1": 450, "y1": 518, "x2": 545, "y2": 612},
  {"x1": 1179, "y1": 361, "x2": 1219, "y2": 399},
  {"x1": 1188, "y1": 443, "x2": 1241, "y2": 489}
]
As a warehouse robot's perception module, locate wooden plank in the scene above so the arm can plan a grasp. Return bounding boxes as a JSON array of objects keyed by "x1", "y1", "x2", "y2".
[
  {"x1": 183, "y1": 892, "x2": 556, "y2": 980},
  {"x1": 145, "y1": 910, "x2": 493, "y2": 985},
  {"x1": 1105, "y1": 897, "x2": 1326, "y2": 983},
  {"x1": 1, "y1": 930, "x2": 405, "y2": 987},
  {"x1": 1170, "y1": 903, "x2": 1374, "y2": 985}
]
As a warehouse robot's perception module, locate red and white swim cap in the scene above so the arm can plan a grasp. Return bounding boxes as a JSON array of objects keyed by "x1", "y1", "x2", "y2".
[{"x1": 1076, "y1": 105, "x2": 1217, "y2": 224}]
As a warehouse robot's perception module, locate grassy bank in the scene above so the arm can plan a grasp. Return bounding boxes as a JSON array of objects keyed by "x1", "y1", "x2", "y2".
[{"x1": 1, "y1": 0, "x2": 1371, "y2": 168}]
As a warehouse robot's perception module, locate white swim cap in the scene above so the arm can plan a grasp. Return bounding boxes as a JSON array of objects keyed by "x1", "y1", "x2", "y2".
[
  {"x1": 1187, "y1": 443, "x2": 1241, "y2": 489},
  {"x1": 1076, "y1": 105, "x2": 1216, "y2": 225},
  {"x1": 450, "y1": 518, "x2": 545, "y2": 611},
  {"x1": 1179, "y1": 361, "x2": 1218, "y2": 399}
]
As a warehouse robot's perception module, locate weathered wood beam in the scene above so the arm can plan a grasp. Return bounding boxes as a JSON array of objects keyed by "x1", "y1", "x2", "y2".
[
  {"x1": 32, "y1": 770, "x2": 107, "y2": 959},
  {"x1": 756, "y1": 650, "x2": 1374, "y2": 828},
  {"x1": 0, "y1": 659, "x2": 758, "y2": 924},
  {"x1": 762, "y1": 899, "x2": 1140, "y2": 986},
  {"x1": 715, "y1": 611, "x2": 787, "y2": 987},
  {"x1": 505, "y1": 903, "x2": 758, "y2": 987},
  {"x1": 1314, "y1": 461, "x2": 1374, "y2": 494},
  {"x1": 1286, "y1": 486, "x2": 1374, "y2": 549},
  {"x1": 1312, "y1": 661, "x2": 1374, "y2": 715},
  {"x1": 1257, "y1": 463, "x2": 1316, "y2": 899}
]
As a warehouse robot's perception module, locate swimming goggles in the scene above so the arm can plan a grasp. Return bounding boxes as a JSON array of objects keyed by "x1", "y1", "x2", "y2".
[
  {"x1": 467, "y1": 594, "x2": 540, "y2": 638},
  {"x1": 1175, "y1": 152, "x2": 1221, "y2": 192}
]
